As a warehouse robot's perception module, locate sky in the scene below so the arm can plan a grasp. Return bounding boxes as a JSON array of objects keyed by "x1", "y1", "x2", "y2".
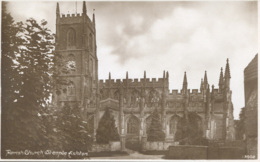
[{"x1": 6, "y1": 0, "x2": 258, "y2": 119}]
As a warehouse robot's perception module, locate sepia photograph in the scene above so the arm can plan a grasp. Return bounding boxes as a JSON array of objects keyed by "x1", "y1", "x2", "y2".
[{"x1": 1, "y1": 0, "x2": 258, "y2": 160}]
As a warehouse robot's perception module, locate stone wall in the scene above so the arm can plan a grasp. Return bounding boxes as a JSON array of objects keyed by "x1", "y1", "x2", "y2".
[
  {"x1": 90, "y1": 141, "x2": 121, "y2": 152},
  {"x1": 142, "y1": 141, "x2": 178, "y2": 151},
  {"x1": 167, "y1": 145, "x2": 208, "y2": 159},
  {"x1": 167, "y1": 145, "x2": 246, "y2": 159}
]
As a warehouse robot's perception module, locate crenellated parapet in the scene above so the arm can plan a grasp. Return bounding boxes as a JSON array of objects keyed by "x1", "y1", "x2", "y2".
[
  {"x1": 58, "y1": 13, "x2": 93, "y2": 25},
  {"x1": 99, "y1": 77, "x2": 168, "y2": 89}
]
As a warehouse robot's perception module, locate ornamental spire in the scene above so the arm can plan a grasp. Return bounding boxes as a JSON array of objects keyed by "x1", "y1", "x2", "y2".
[
  {"x1": 93, "y1": 9, "x2": 95, "y2": 24},
  {"x1": 204, "y1": 71, "x2": 208, "y2": 87},
  {"x1": 219, "y1": 67, "x2": 224, "y2": 88},
  {"x1": 224, "y1": 58, "x2": 231, "y2": 79},
  {"x1": 182, "y1": 71, "x2": 188, "y2": 90},
  {"x1": 83, "y1": 1, "x2": 87, "y2": 14},
  {"x1": 200, "y1": 78, "x2": 204, "y2": 92},
  {"x1": 56, "y1": 2, "x2": 60, "y2": 15}
]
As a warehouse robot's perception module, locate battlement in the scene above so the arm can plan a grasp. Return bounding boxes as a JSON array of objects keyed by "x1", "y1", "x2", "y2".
[
  {"x1": 60, "y1": 13, "x2": 82, "y2": 19},
  {"x1": 191, "y1": 89, "x2": 199, "y2": 94},
  {"x1": 61, "y1": 13, "x2": 82, "y2": 18},
  {"x1": 58, "y1": 13, "x2": 93, "y2": 24},
  {"x1": 99, "y1": 77, "x2": 168, "y2": 88},
  {"x1": 168, "y1": 89, "x2": 205, "y2": 96},
  {"x1": 168, "y1": 89, "x2": 181, "y2": 95}
]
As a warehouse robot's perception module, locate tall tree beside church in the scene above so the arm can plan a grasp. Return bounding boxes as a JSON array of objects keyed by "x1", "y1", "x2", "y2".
[
  {"x1": 1, "y1": 2, "x2": 55, "y2": 157},
  {"x1": 96, "y1": 108, "x2": 120, "y2": 144},
  {"x1": 2, "y1": 1, "x2": 22, "y2": 156},
  {"x1": 147, "y1": 108, "x2": 165, "y2": 141}
]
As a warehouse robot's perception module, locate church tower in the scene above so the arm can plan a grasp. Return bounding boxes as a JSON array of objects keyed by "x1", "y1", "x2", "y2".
[{"x1": 55, "y1": 1, "x2": 98, "y2": 110}]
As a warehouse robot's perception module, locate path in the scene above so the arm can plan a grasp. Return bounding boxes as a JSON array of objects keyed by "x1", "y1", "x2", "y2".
[{"x1": 90, "y1": 149, "x2": 165, "y2": 160}]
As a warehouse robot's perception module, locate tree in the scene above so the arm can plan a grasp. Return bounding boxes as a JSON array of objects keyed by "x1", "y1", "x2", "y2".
[
  {"x1": 57, "y1": 103, "x2": 92, "y2": 157},
  {"x1": 235, "y1": 107, "x2": 246, "y2": 140},
  {"x1": 1, "y1": 2, "x2": 55, "y2": 158},
  {"x1": 96, "y1": 108, "x2": 120, "y2": 144},
  {"x1": 175, "y1": 112, "x2": 206, "y2": 145},
  {"x1": 147, "y1": 108, "x2": 165, "y2": 141}
]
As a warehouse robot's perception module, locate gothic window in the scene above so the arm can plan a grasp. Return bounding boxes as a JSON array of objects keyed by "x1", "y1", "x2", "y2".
[
  {"x1": 188, "y1": 113, "x2": 203, "y2": 136},
  {"x1": 148, "y1": 89, "x2": 160, "y2": 107},
  {"x1": 89, "y1": 33, "x2": 93, "y2": 51},
  {"x1": 67, "y1": 82, "x2": 76, "y2": 96},
  {"x1": 67, "y1": 28, "x2": 76, "y2": 47},
  {"x1": 127, "y1": 116, "x2": 139, "y2": 134},
  {"x1": 131, "y1": 90, "x2": 140, "y2": 107},
  {"x1": 169, "y1": 116, "x2": 180, "y2": 135}
]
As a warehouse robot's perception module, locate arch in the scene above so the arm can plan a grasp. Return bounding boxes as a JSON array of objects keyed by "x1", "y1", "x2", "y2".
[
  {"x1": 169, "y1": 115, "x2": 181, "y2": 135},
  {"x1": 67, "y1": 28, "x2": 76, "y2": 47},
  {"x1": 126, "y1": 115, "x2": 139, "y2": 135},
  {"x1": 67, "y1": 81, "x2": 76, "y2": 96},
  {"x1": 188, "y1": 112, "x2": 203, "y2": 132}
]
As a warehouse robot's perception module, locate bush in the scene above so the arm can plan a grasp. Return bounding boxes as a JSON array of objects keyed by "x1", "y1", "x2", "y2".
[
  {"x1": 147, "y1": 108, "x2": 165, "y2": 141},
  {"x1": 96, "y1": 108, "x2": 120, "y2": 144}
]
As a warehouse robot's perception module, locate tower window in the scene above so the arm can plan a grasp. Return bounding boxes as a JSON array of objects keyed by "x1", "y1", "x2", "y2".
[{"x1": 67, "y1": 28, "x2": 76, "y2": 47}]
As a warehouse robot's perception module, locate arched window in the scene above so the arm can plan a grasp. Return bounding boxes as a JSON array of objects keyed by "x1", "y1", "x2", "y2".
[
  {"x1": 131, "y1": 90, "x2": 140, "y2": 107},
  {"x1": 67, "y1": 82, "x2": 76, "y2": 96},
  {"x1": 148, "y1": 89, "x2": 160, "y2": 107},
  {"x1": 169, "y1": 116, "x2": 180, "y2": 135},
  {"x1": 127, "y1": 116, "x2": 139, "y2": 134},
  {"x1": 67, "y1": 28, "x2": 76, "y2": 47}
]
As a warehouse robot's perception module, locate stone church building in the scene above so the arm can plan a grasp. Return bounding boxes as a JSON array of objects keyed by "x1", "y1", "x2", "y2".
[{"x1": 53, "y1": 2, "x2": 235, "y2": 147}]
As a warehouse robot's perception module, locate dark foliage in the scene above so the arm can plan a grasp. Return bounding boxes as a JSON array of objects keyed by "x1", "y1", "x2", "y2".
[
  {"x1": 175, "y1": 112, "x2": 206, "y2": 145},
  {"x1": 147, "y1": 108, "x2": 165, "y2": 141},
  {"x1": 96, "y1": 108, "x2": 120, "y2": 144},
  {"x1": 235, "y1": 107, "x2": 246, "y2": 140},
  {"x1": 1, "y1": 2, "x2": 55, "y2": 158}
]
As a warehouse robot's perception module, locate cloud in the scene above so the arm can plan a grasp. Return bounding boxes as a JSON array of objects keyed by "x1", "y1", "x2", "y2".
[{"x1": 6, "y1": 1, "x2": 258, "y2": 119}]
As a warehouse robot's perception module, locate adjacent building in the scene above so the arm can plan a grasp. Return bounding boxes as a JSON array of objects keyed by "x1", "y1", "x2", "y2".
[{"x1": 244, "y1": 54, "x2": 258, "y2": 157}]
